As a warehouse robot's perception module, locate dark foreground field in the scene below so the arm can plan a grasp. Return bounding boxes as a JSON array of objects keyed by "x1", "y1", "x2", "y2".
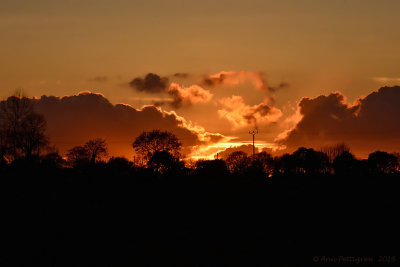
[{"x1": 1, "y1": 165, "x2": 399, "y2": 266}]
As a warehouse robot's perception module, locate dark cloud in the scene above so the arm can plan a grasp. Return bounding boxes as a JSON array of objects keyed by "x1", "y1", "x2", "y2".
[
  {"x1": 243, "y1": 104, "x2": 271, "y2": 125},
  {"x1": 279, "y1": 86, "x2": 400, "y2": 157},
  {"x1": 202, "y1": 74, "x2": 226, "y2": 87},
  {"x1": 168, "y1": 86, "x2": 183, "y2": 108},
  {"x1": 269, "y1": 82, "x2": 289, "y2": 92},
  {"x1": 14, "y1": 92, "x2": 222, "y2": 158},
  {"x1": 128, "y1": 73, "x2": 212, "y2": 109},
  {"x1": 129, "y1": 73, "x2": 169, "y2": 93}
]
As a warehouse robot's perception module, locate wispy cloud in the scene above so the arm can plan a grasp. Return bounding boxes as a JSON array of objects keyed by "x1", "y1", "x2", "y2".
[
  {"x1": 201, "y1": 71, "x2": 270, "y2": 91},
  {"x1": 373, "y1": 77, "x2": 400, "y2": 83}
]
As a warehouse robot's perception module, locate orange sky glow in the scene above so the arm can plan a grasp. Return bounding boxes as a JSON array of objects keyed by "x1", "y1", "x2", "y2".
[{"x1": 2, "y1": 0, "x2": 400, "y2": 160}]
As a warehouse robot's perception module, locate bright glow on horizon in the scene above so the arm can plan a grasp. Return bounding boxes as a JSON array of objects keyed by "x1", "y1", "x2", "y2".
[{"x1": 190, "y1": 141, "x2": 285, "y2": 161}]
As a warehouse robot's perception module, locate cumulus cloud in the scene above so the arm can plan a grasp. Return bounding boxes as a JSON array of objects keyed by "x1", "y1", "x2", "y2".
[
  {"x1": 167, "y1": 83, "x2": 213, "y2": 108},
  {"x1": 128, "y1": 71, "x2": 287, "y2": 112},
  {"x1": 202, "y1": 71, "x2": 270, "y2": 91},
  {"x1": 278, "y1": 86, "x2": 400, "y2": 157},
  {"x1": 217, "y1": 95, "x2": 282, "y2": 129},
  {"x1": 14, "y1": 91, "x2": 224, "y2": 158},
  {"x1": 129, "y1": 73, "x2": 169, "y2": 93},
  {"x1": 128, "y1": 73, "x2": 213, "y2": 109}
]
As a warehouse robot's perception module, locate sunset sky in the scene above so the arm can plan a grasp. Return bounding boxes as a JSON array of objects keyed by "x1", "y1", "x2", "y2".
[{"x1": 2, "y1": 0, "x2": 400, "y2": 159}]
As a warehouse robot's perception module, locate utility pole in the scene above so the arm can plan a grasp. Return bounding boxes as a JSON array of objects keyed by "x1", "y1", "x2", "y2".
[{"x1": 249, "y1": 129, "x2": 258, "y2": 158}]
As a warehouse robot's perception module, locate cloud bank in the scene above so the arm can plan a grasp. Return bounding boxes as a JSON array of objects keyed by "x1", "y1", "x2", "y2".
[
  {"x1": 23, "y1": 92, "x2": 224, "y2": 158},
  {"x1": 278, "y1": 86, "x2": 400, "y2": 157}
]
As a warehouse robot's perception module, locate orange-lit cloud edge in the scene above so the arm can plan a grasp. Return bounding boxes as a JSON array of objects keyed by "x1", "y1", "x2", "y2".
[{"x1": 17, "y1": 77, "x2": 400, "y2": 160}]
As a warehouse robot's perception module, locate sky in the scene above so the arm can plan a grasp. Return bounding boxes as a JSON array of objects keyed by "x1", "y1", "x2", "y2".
[{"x1": 1, "y1": 0, "x2": 400, "y2": 159}]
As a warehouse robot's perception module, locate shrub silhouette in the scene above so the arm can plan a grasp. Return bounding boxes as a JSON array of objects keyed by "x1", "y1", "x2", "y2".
[
  {"x1": 41, "y1": 152, "x2": 64, "y2": 168},
  {"x1": 147, "y1": 150, "x2": 183, "y2": 175},
  {"x1": 332, "y1": 151, "x2": 359, "y2": 175},
  {"x1": 292, "y1": 147, "x2": 330, "y2": 174},
  {"x1": 275, "y1": 147, "x2": 329, "y2": 175},
  {"x1": 225, "y1": 151, "x2": 251, "y2": 174},
  {"x1": 107, "y1": 157, "x2": 132, "y2": 170},
  {"x1": 195, "y1": 159, "x2": 229, "y2": 177},
  {"x1": 250, "y1": 151, "x2": 274, "y2": 177},
  {"x1": 274, "y1": 153, "x2": 296, "y2": 174},
  {"x1": 368, "y1": 150, "x2": 399, "y2": 174}
]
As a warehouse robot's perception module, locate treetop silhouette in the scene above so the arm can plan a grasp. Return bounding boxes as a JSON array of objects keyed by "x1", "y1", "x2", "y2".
[
  {"x1": 0, "y1": 91, "x2": 48, "y2": 161},
  {"x1": 66, "y1": 138, "x2": 108, "y2": 165},
  {"x1": 132, "y1": 130, "x2": 182, "y2": 160}
]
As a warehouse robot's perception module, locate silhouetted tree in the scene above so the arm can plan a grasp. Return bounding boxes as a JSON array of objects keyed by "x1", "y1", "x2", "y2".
[
  {"x1": 41, "y1": 152, "x2": 65, "y2": 168},
  {"x1": 274, "y1": 153, "x2": 296, "y2": 175},
  {"x1": 368, "y1": 151, "x2": 399, "y2": 174},
  {"x1": 107, "y1": 157, "x2": 132, "y2": 170},
  {"x1": 19, "y1": 113, "x2": 48, "y2": 158},
  {"x1": 320, "y1": 142, "x2": 350, "y2": 163},
  {"x1": 0, "y1": 92, "x2": 32, "y2": 157},
  {"x1": 84, "y1": 138, "x2": 108, "y2": 164},
  {"x1": 132, "y1": 130, "x2": 182, "y2": 160},
  {"x1": 195, "y1": 159, "x2": 229, "y2": 176},
  {"x1": 393, "y1": 152, "x2": 400, "y2": 161},
  {"x1": 225, "y1": 151, "x2": 251, "y2": 174},
  {"x1": 251, "y1": 151, "x2": 274, "y2": 176},
  {"x1": 0, "y1": 129, "x2": 8, "y2": 164},
  {"x1": 332, "y1": 151, "x2": 359, "y2": 175},
  {"x1": 292, "y1": 147, "x2": 330, "y2": 174},
  {"x1": 147, "y1": 150, "x2": 183, "y2": 175},
  {"x1": 0, "y1": 92, "x2": 48, "y2": 159},
  {"x1": 66, "y1": 139, "x2": 108, "y2": 166},
  {"x1": 66, "y1": 145, "x2": 89, "y2": 166}
]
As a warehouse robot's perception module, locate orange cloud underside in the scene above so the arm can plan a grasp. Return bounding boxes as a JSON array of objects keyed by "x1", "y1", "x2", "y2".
[{"x1": 5, "y1": 85, "x2": 400, "y2": 160}]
